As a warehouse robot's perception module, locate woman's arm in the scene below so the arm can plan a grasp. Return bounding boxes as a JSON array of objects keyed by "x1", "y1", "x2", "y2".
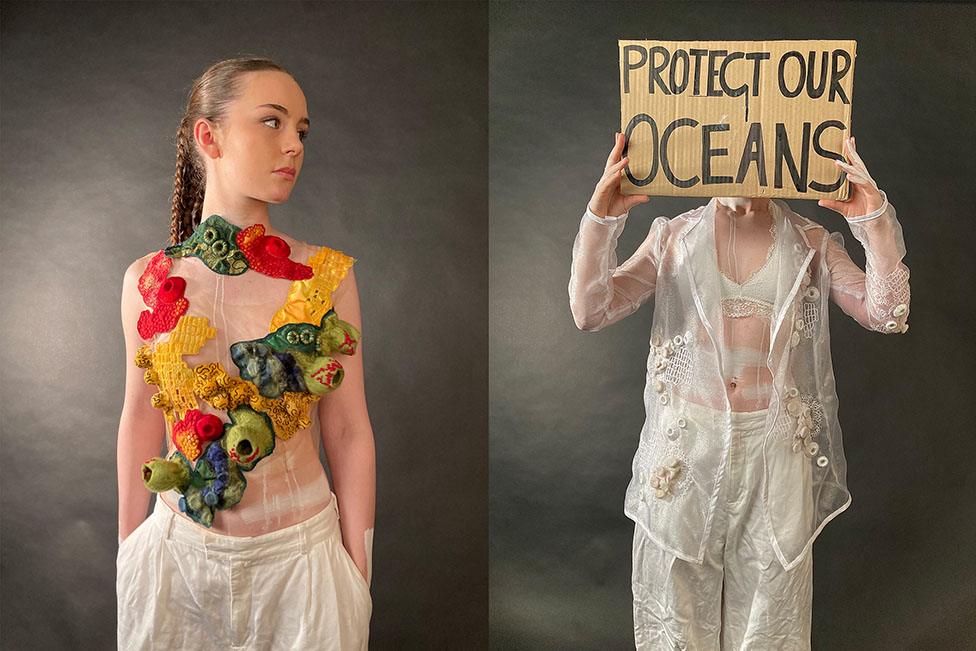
[
  {"x1": 317, "y1": 268, "x2": 376, "y2": 584},
  {"x1": 117, "y1": 258, "x2": 167, "y2": 542},
  {"x1": 824, "y1": 196, "x2": 911, "y2": 333},
  {"x1": 818, "y1": 137, "x2": 910, "y2": 333},
  {"x1": 569, "y1": 210, "x2": 668, "y2": 331},
  {"x1": 568, "y1": 131, "x2": 661, "y2": 331}
]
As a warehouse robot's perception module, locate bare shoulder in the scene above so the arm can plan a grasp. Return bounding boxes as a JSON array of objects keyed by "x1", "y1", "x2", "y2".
[{"x1": 123, "y1": 250, "x2": 161, "y2": 287}]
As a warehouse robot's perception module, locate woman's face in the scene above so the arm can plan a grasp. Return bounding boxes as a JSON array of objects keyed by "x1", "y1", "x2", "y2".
[{"x1": 204, "y1": 70, "x2": 310, "y2": 205}]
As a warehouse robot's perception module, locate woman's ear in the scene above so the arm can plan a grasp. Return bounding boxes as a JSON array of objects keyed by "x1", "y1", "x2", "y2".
[{"x1": 193, "y1": 118, "x2": 221, "y2": 160}]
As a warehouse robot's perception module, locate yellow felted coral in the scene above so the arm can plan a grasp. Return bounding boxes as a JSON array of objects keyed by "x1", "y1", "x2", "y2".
[
  {"x1": 268, "y1": 246, "x2": 354, "y2": 330},
  {"x1": 192, "y1": 362, "x2": 321, "y2": 440},
  {"x1": 136, "y1": 316, "x2": 216, "y2": 422}
]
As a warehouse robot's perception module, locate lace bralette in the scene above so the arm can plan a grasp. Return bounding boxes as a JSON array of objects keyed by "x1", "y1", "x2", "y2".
[{"x1": 719, "y1": 212, "x2": 780, "y2": 319}]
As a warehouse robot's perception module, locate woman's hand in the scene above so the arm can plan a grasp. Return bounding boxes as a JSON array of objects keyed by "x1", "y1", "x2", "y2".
[
  {"x1": 587, "y1": 131, "x2": 650, "y2": 218},
  {"x1": 817, "y1": 136, "x2": 885, "y2": 220}
]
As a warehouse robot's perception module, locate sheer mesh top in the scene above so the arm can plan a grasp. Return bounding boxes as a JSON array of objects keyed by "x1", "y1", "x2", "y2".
[{"x1": 132, "y1": 215, "x2": 357, "y2": 536}]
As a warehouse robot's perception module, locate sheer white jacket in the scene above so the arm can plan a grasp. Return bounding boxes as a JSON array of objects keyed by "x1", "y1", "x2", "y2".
[{"x1": 568, "y1": 195, "x2": 910, "y2": 570}]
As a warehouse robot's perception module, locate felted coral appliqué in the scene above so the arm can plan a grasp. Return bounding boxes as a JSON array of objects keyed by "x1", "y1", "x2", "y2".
[
  {"x1": 165, "y1": 214, "x2": 250, "y2": 275},
  {"x1": 269, "y1": 246, "x2": 355, "y2": 330},
  {"x1": 171, "y1": 409, "x2": 224, "y2": 462},
  {"x1": 134, "y1": 227, "x2": 361, "y2": 529},
  {"x1": 237, "y1": 223, "x2": 314, "y2": 280},
  {"x1": 137, "y1": 250, "x2": 189, "y2": 340},
  {"x1": 134, "y1": 315, "x2": 217, "y2": 423},
  {"x1": 229, "y1": 308, "x2": 361, "y2": 399}
]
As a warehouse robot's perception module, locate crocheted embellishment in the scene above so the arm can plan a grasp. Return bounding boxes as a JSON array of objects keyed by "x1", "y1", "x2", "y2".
[
  {"x1": 649, "y1": 457, "x2": 683, "y2": 498},
  {"x1": 649, "y1": 332, "x2": 693, "y2": 391},
  {"x1": 134, "y1": 315, "x2": 217, "y2": 422},
  {"x1": 137, "y1": 250, "x2": 189, "y2": 340},
  {"x1": 784, "y1": 389, "x2": 826, "y2": 462},
  {"x1": 193, "y1": 362, "x2": 320, "y2": 440},
  {"x1": 236, "y1": 224, "x2": 314, "y2": 280},
  {"x1": 866, "y1": 265, "x2": 910, "y2": 332},
  {"x1": 802, "y1": 301, "x2": 819, "y2": 339},
  {"x1": 269, "y1": 246, "x2": 355, "y2": 330},
  {"x1": 230, "y1": 309, "x2": 361, "y2": 399},
  {"x1": 164, "y1": 214, "x2": 250, "y2": 275},
  {"x1": 170, "y1": 409, "x2": 224, "y2": 462}
]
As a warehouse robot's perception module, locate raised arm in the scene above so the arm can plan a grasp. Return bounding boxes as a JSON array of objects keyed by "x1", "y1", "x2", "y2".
[
  {"x1": 818, "y1": 137, "x2": 910, "y2": 334},
  {"x1": 317, "y1": 268, "x2": 376, "y2": 585},
  {"x1": 569, "y1": 210, "x2": 668, "y2": 332},
  {"x1": 117, "y1": 257, "x2": 167, "y2": 543},
  {"x1": 568, "y1": 131, "x2": 664, "y2": 332}
]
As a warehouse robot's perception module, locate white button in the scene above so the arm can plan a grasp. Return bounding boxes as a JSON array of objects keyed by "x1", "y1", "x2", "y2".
[
  {"x1": 653, "y1": 380, "x2": 665, "y2": 393},
  {"x1": 666, "y1": 427, "x2": 679, "y2": 441},
  {"x1": 672, "y1": 335, "x2": 684, "y2": 346},
  {"x1": 816, "y1": 455, "x2": 829, "y2": 468},
  {"x1": 806, "y1": 441, "x2": 820, "y2": 456},
  {"x1": 791, "y1": 332, "x2": 801, "y2": 347},
  {"x1": 659, "y1": 394, "x2": 669, "y2": 405},
  {"x1": 795, "y1": 318, "x2": 805, "y2": 331},
  {"x1": 885, "y1": 320, "x2": 899, "y2": 331},
  {"x1": 787, "y1": 387, "x2": 799, "y2": 398},
  {"x1": 804, "y1": 287, "x2": 820, "y2": 301},
  {"x1": 651, "y1": 334, "x2": 662, "y2": 347},
  {"x1": 677, "y1": 417, "x2": 687, "y2": 429},
  {"x1": 902, "y1": 322, "x2": 909, "y2": 333},
  {"x1": 893, "y1": 304, "x2": 907, "y2": 317},
  {"x1": 684, "y1": 330, "x2": 693, "y2": 342}
]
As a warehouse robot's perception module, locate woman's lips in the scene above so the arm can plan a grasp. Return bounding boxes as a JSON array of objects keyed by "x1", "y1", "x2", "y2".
[{"x1": 274, "y1": 170, "x2": 295, "y2": 180}]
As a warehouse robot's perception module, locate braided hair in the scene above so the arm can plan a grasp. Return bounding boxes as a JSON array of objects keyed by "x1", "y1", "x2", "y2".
[{"x1": 170, "y1": 56, "x2": 291, "y2": 244}]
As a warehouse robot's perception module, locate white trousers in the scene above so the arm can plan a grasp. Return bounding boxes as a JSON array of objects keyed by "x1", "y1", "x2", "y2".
[
  {"x1": 632, "y1": 407, "x2": 814, "y2": 650},
  {"x1": 117, "y1": 492, "x2": 371, "y2": 650}
]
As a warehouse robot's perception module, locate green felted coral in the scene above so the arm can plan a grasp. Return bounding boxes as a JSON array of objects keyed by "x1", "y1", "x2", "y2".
[
  {"x1": 142, "y1": 455, "x2": 191, "y2": 492},
  {"x1": 222, "y1": 406, "x2": 276, "y2": 471},
  {"x1": 164, "y1": 214, "x2": 249, "y2": 275},
  {"x1": 317, "y1": 309, "x2": 360, "y2": 356}
]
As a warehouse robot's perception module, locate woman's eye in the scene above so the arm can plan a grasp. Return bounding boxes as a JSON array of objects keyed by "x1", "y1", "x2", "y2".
[{"x1": 263, "y1": 117, "x2": 308, "y2": 142}]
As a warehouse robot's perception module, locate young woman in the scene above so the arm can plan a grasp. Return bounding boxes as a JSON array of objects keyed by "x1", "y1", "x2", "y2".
[
  {"x1": 116, "y1": 58, "x2": 374, "y2": 649},
  {"x1": 569, "y1": 132, "x2": 910, "y2": 649}
]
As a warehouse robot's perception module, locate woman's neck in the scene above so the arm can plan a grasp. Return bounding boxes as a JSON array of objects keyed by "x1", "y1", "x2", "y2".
[{"x1": 716, "y1": 197, "x2": 772, "y2": 225}]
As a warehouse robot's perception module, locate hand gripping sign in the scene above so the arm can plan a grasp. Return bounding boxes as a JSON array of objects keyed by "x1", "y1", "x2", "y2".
[{"x1": 619, "y1": 40, "x2": 857, "y2": 200}]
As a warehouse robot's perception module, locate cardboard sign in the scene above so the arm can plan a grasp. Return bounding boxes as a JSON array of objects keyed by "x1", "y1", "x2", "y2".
[{"x1": 619, "y1": 40, "x2": 857, "y2": 200}]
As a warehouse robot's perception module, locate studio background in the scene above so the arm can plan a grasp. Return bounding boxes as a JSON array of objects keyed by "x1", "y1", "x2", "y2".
[
  {"x1": 1, "y1": 2, "x2": 486, "y2": 648},
  {"x1": 490, "y1": 2, "x2": 974, "y2": 648}
]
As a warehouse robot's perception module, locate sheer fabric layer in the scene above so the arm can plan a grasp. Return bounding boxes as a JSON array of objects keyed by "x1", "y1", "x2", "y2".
[
  {"x1": 142, "y1": 239, "x2": 337, "y2": 537},
  {"x1": 568, "y1": 197, "x2": 909, "y2": 570}
]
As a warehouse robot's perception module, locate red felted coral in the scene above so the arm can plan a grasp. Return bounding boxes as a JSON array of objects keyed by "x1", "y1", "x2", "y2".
[
  {"x1": 237, "y1": 224, "x2": 314, "y2": 280},
  {"x1": 172, "y1": 409, "x2": 225, "y2": 461},
  {"x1": 137, "y1": 250, "x2": 189, "y2": 340}
]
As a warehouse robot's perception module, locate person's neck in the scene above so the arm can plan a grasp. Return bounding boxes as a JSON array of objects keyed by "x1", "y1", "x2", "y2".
[
  {"x1": 716, "y1": 197, "x2": 771, "y2": 225},
  {"x1": 200, "y1": 195, "x2": 272, "y2": 232}
]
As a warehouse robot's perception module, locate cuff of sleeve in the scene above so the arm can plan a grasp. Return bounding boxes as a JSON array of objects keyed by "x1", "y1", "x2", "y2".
[
  {"x1": 846, "y1": 189, "x2": 888, "y2": 223},
  {"x1": 584, "y1": 206, "x2": 628, "y2": 224}
]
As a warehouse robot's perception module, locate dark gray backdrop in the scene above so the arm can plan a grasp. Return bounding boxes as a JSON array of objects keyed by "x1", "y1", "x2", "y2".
[
  {"x1": 490, "y1": 2, "x2": 975, "y2": 649},
  {"x1": 1, "y1": 2, "x2": 486, "y2": 649}
]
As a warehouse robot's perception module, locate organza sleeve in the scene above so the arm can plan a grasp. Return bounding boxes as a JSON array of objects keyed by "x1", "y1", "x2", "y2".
[
  {"x1": 824, "y1": 191, "x2": 911, "y2": 334},
  {"x1": 568, "y1": 207, "x2": 668, "y2": 332}
]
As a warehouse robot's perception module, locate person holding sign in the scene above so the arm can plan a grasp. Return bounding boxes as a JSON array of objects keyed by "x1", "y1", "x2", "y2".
[{"x1": 569, "y1": 132, "x2": 910, "y2": 648}]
